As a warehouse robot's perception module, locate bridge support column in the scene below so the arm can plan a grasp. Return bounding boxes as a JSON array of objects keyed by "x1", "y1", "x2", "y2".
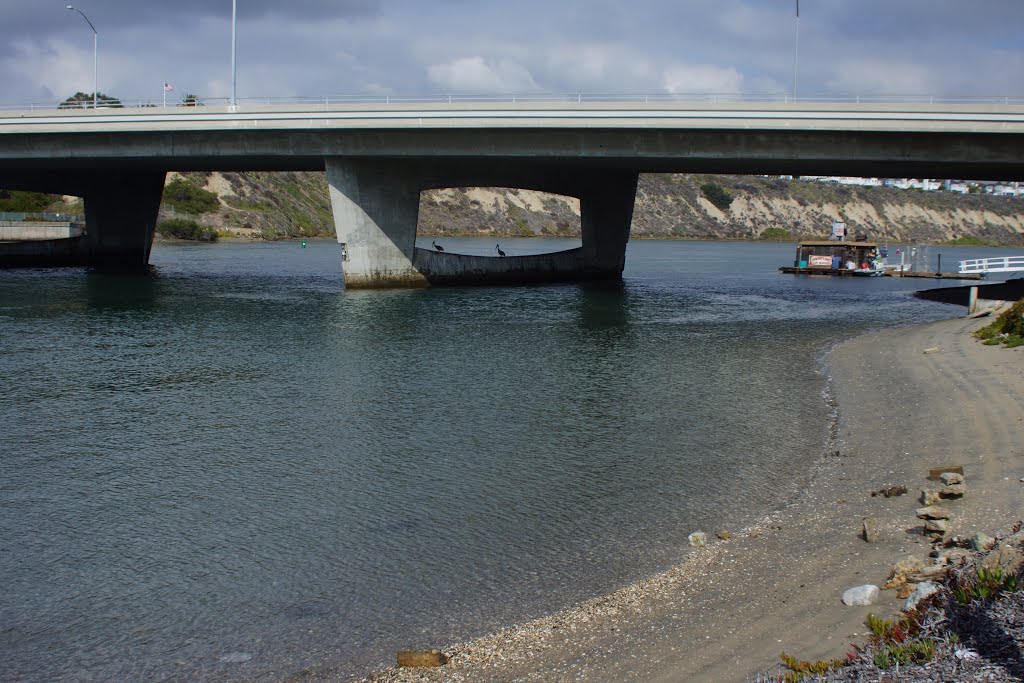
[
  {"x1": 81, "y1": 171, "x2": 166, "y2": 268},
  {"x1": 325, "y1": 157, "x2": 428, "y2": 288},
  {"x1": 580, "y1": 170, "x2": 639, "y2": 276}
]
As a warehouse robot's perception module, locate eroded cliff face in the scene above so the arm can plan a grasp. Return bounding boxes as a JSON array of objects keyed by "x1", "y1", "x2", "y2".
[
  {"x1": 620, "y1": 174, "x2": 1023, "y2": 244},
  {"x1": 179, "y1": 171, "x2": 1024, "y2": 245}
]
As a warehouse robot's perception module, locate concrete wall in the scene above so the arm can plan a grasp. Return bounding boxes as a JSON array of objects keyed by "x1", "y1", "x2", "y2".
[
  {"x1": 0, "y1": 236, "x2": 88, "y2": 265},
  {"x1": 0, "y1": 222, "x2": 84, "y2": 241},
  {"x1": 916, "y1": 279, "x2": 1024, "y2": 310},
  {"x1": 411, "y1": 247, "x2": 588, "y2": 285}
]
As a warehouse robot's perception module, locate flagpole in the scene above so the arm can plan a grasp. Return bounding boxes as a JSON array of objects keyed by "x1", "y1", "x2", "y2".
[{"x1": 792, "y1": 0, "x2": 800, "y2": 101}]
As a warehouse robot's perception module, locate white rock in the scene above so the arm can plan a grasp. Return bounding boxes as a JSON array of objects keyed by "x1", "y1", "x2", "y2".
[
  {"x1": 940, "y1": 472, "x2": 965, "y2": 485},
  {"x1": 688, "y1": 531, "x2": 708, "y2": 548},
  {"x1": 954, "y1": 647, "x2": 980, "y2": 661},
  {"x1": 842, "y1": 584, "x2": 880, "y2": 606},
  {"x1": 903, "y1": 581, "x2": 940, "y2": 611},
  {"x1": 972, "y1": 532, "x2": 996, "y2": 552}
]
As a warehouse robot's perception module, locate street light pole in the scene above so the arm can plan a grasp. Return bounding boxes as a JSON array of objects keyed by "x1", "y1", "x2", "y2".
[
  {"x1": 231, "y1": 0, "x2": 237, "y2": 109},
  {"x1": 792, "y1": 0, "x2": 800, "y2": 101},
  {"x1": 66, "y1": 5, "x2": 98, "y2": 108}
]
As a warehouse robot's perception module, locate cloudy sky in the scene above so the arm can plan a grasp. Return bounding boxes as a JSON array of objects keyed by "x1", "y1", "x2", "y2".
[{"x1": 0, "y1": 0, "x2": 1021, "y2": 106}]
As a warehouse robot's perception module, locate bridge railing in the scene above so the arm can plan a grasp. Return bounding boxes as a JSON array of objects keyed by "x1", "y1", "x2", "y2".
[
  {"x1": 3, "y1": 92, "x2": 1024, "y2": 112},
  {"x1": 958, "y1": 255, "x2": 1024, "y2": 274}
]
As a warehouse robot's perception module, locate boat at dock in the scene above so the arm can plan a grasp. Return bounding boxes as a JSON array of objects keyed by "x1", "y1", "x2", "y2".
[
  {"x1": 779, "y1": 238, "x2": 887, "y2": 276},
  {"x1": 779, "y1": 234, "x2": 984, "y2": 279}
]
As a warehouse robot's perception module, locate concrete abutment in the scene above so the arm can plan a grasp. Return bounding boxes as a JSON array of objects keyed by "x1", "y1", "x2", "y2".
[{"x1": 325, "y1": 157, "x2": 638, "y2": 288}]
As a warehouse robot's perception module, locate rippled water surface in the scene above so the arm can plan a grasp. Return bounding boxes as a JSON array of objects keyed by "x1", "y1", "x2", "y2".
[{"x1": 0, "y1": 239, "x2": 1007, "y2": 681}]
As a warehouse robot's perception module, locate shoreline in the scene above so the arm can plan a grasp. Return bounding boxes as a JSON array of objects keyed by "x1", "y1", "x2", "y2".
[
  {"x1": 331, "y1": 314, "x2": 1022, "y2": 683},
  {"x1": 153, "y1": 234, "x2": 1024, "y2": 248}
]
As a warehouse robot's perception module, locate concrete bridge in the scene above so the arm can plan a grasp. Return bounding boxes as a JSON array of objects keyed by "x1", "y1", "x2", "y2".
[{"x1": 1, "y1": 101, "x2": 1023, "y2": 287}]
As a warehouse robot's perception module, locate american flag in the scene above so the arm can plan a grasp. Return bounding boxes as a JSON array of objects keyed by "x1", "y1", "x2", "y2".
[{"x1": 163, "y1": 82, "x2": 175, "y2": 92}]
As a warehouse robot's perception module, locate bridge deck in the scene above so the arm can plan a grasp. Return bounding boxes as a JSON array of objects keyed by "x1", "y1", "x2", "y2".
[{"x1": 3, "y1": 101, "x2": 1024, "y2": 136}]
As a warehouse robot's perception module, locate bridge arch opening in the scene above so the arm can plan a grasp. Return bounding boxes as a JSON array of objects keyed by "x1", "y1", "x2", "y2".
[
  {"x1": 0, "y1": 189, "x2": 85, "y2": 244},
  {"x1": 416, "y1": 186, "x2": 582, "y2": 256}
]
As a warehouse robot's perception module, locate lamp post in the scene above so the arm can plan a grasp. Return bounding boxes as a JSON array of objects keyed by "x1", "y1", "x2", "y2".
[
  {"x1": 230, "y1": 0, "x2": 237, "y2": 109},
  {"x1": 792, "y1": 0, "x2": 800, "y2": 101},
  {"x1": 66, "y1": 5, "x2": 98, "y2": 108}
]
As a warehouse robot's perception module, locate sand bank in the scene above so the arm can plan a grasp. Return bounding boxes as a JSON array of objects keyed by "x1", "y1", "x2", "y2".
[{"x1": 350, "y1": 315, "x2": 1022, "y2": 683}]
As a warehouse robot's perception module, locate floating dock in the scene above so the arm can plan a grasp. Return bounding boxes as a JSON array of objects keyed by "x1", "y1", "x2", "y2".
[
  {"x1": 888, "y1": 270, "x2": 984, "y2": 280},
  {"x1": 779, "y1": 266, "x2": 983, "y2": 280}
]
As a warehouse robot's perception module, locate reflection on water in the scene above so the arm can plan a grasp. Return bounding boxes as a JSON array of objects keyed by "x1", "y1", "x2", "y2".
[{"x1": 0, "y1": 238, "x2": 986, "y2": 681}]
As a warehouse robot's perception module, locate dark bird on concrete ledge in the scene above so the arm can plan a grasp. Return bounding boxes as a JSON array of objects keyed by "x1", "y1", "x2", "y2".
[
  {"x1": 496, "y1": 244, "x2": 506, "y2": 257},
  {"x1": 432, "y1": 240, "x2": 444, "y2": 252}
]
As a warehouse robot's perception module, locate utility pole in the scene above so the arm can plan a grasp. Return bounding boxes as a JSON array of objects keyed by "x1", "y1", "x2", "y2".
[{"x1": 231, "y1": 0, "x2": 237, "y2": 109}]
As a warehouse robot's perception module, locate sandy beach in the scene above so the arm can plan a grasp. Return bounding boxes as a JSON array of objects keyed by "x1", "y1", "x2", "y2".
[{"x1": 346, "y1": 314, "x2": 1023, "y2": 683}]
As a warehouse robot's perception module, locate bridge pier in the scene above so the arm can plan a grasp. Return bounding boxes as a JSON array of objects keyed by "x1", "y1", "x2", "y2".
[
  {"x1": 0, "y1": 170, "x2": 165, "y2": 268},
  {"x1": 325, "y1": 157, "x2": 638, "y2": 289},
  {"x1": 580, "y1": 170, "x2": 639, "y2": 275},
  {"x1": 80, "y1": 171, "x2": 166, "y2": 268},
  {"x1": 325, "y1": 158, "x2": 428, "y2": 288}
]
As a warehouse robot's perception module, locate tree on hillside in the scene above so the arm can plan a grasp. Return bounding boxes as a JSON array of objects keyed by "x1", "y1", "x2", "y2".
[
  {"x1": 58, "y1": 91, "x2": 123, "y2": 109},
  {"x1": 700, "y1": 182, "x2": 734, "y2": 211},
  {"x1": 162, "y1": 177, "x2": 221, "y2": 214}
]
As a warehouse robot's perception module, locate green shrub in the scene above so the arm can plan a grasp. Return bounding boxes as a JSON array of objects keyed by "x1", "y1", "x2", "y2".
[
  {"x1": 58, "y1": 91, "x2": 123, "y2": 109},
  {"x1": 779, "y1": 652, "x2": 850, "y2": 682},
  {"x1": 0, "y1": 190, "x2": 55, "y2": 213},
  {"x1": 973, "y1": 298, "x2": 1024, "y2": 347},
  {"x1": 862, "y1": 611, "x2": 936, "y2": 669},
  {"x1": 700, "y1": 182, "x2": 733, "y2": 211},
  {"x1": 760, "y1": 227, "x2": 793, "y2": 241},
  {"x1": 156, "y1": 218, "x2": 218, "y2": 241},
  {"x1": 953, "y1": 565, "x2": 1020, "y2": 604},
  {"x1": 162, "y1": 178, "x2": 221, "y2": 214},
  {"x1": 871, "y1": 639, "x2": 936, "y2": 669}
]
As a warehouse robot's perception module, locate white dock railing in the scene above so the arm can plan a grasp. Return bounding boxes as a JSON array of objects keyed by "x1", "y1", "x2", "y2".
[{"x1": 958, "y1": 255, "x2": 1024, "y2": 274}]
